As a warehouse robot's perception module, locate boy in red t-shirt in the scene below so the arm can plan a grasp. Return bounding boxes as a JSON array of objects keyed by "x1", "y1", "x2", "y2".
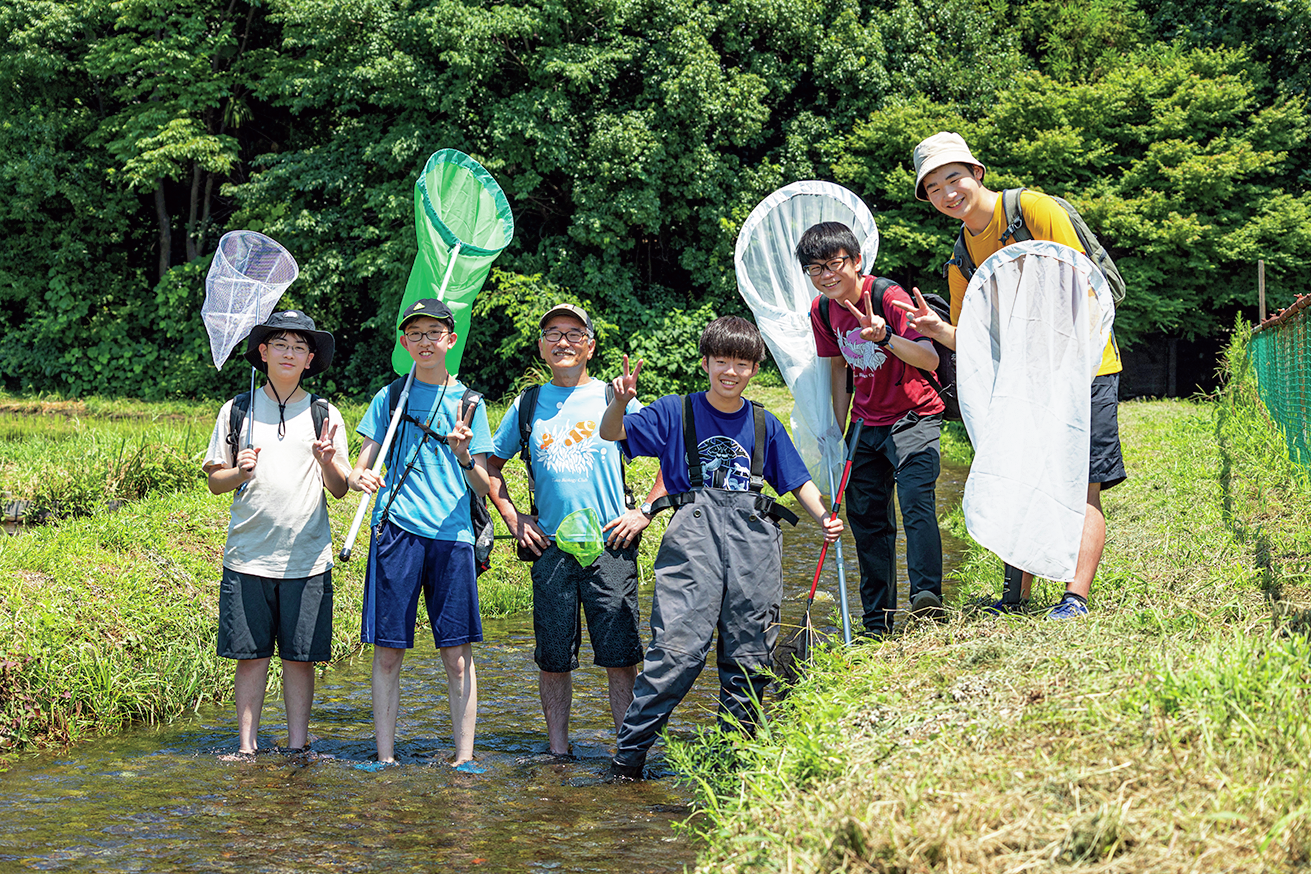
[{"x1": 798, "y1": 221, "x2": 945, "y2": 636}]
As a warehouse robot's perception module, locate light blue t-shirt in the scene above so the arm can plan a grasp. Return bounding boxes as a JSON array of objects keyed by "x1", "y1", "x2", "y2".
[
  {"x1": 490, "y1": 380, "x2": 640, "y2": 537},
  {"x1": 357, "y1": 378, "x2": 495, "y2": 542}
]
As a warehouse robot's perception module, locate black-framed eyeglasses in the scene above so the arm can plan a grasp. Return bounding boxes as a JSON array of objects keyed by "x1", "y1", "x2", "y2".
[
  {"x1": 405, "y1": 329, "x2": 451, "y2": 343},
  {"x1": 540, "y1": 328, "x2": 591, "y2": 344},
  {"x1": 803, "y1": 255, "x2": 852, "y2": 276}
]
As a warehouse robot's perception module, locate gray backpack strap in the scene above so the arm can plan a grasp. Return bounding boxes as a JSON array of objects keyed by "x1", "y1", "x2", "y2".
[
  {"x1": 943, "y1": 227, "x2": 976, "y2": 281},
  {"x1": 999, "y1": 188, "x2": 1029, "y2": 245}
]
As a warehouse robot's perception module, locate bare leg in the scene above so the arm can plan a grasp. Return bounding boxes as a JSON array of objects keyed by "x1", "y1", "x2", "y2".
[
  {"x1": 604, "y1": 665, "x2": 638, "y2": 736},
  {"x1": 1018, "y1": 484, "x2": 1105, "y2": 601},
  {"x1": 539, "y1": 670, "x2": 573, "y2": 755},
  {"x1": 281, "y1": 660, "x2": 316, "y2": 750},
  {"x1": 371, "y1": 646, "x2": 406, "y2": 762},
  {"x1": 234, "y1": 658, "x2": 271, "y2": 753},
  {"x1": 1068, "y1": 484, "x2": 1105, "y2": 599},
  {"x1": 441, "y1": 644, "x2": 478, "y2": 765}
]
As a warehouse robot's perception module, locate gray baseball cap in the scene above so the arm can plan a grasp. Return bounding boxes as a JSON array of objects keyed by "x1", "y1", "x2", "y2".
[
  {"x1": 912, "y1": 132, "x2": 986, "y2": 201},
  {"x1": 539, "y1": 303, "x2": 594, "y2": 335}
]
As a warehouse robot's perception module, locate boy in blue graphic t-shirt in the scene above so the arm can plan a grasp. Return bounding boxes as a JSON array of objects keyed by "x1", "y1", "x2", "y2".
[
  {"x1": 598, "y1": 316, "x2": 842, "y2": 782},
  {"x1": 350, "y1": 298, "x2": 494, "y2": 768}
]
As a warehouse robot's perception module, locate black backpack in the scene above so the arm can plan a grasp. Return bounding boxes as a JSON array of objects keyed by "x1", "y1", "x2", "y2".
[
  {"x1": 383, "y1": 378, "x2": 494, "y2": 576},
  {"x1": 943, "y1": 187, "x2": 1126, "y2": 303},
  {"x1": 514, "y1": 381, "x2": 634, "y2": 516},
  {"x1": 817, "y1": 279, "x2": 959, "y2": 421},
  {"x1": 225, "y1": 391, "x2": 330, "y2": 464}
]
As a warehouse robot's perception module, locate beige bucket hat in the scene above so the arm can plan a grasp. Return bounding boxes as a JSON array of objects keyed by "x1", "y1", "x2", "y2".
[{"x1": 912, "y1": 132, "x2": 986, "y2": 201}]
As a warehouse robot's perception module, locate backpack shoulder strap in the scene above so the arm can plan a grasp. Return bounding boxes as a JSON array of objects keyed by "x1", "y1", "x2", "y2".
[
  {"x1": 942, "y1": 226, "x2": 976, "y2": 281},
  {"x1": 308, "y1": 394, "x2": 330, "y2": 441},
  {"x1": 386, "y1": 377, "x2": 407, "y2": 418},
  {"x1": 459, "y1": 386, "x2": 482, "y2": 423},
  {"x1": 817, "y1": 295, "x2": 836, "y2": 341},
  {"x1": 999, "y1": 187, "x2": 1030, "y2": 245},
  {"x1": 226, "y1": 391, "x2": 253, "y2": 463},
  {"x1": 516, "y1": 384, "x2": 541, "y2": 469},
  {"x1": 748, "y1": 400, "x2": 766, "y2": 494},
  {"x1": 682, "y1": 394, "x2": 703, "y2": 488}
]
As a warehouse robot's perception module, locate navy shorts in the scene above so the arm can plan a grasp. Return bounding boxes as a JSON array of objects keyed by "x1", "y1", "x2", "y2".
[
  {"x1": 530, "y1": 542, "x2": 643, "y2": 673},
  {"x1": 1090, "y1": 373, "x2": 1127, "y2": 491},
  {"x1": 362, "y1": 521, "x2": 483, "y2": 649},
  {"x1": 217, "y1": 567, "x2": 333, "y2": 662}
]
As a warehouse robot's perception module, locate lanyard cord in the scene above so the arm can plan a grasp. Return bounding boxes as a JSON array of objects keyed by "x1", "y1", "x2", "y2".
[{"x1": 376, "y1": 381, "x2": 449, "y2": 529}]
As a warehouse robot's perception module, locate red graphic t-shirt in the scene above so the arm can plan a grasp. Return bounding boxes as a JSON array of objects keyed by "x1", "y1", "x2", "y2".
[{"x1": 809, "y1": 276, "x2": 945, "y2": 427}]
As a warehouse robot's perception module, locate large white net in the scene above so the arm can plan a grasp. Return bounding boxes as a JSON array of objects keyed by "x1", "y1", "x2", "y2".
[
  {"x1": 957, "y1": 240, "x2": 1115, "y2": 581},
  {"x1": 202, "y1": 231, "x2": 299, "y2": 369},
  {"x1": 734, "y1": 181, "x2": 879, "y2": 486}
]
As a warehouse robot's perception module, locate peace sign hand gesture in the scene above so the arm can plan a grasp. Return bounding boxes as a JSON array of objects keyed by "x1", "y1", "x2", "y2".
[
  {"x1": 445, "y1": 402, "x2": 476, "y2": 461},
  {"x1": 841, "y1": 289, "x2": 889, "y2": 344},
  {"x1": 612, "y1": 354, "x2": 642, "y2": 404},
  {"x1": 312, "y1": 420, "x2": 339, "y2": 467},
  {"x1": 890, "y1": 287, "x2": 950, "y2": 343}
]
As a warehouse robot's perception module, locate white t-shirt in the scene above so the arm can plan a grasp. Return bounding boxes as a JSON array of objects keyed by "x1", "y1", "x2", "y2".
[{"x1": 202, "y1": 390, "x2": 349, "y2": 577}]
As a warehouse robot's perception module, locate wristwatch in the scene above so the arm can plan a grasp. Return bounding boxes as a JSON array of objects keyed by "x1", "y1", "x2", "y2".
[
  {"x1": 457, "y1": 455, "x2": 476, "y2": 471},
  {"x1": 873, "y1": 331, "x2": 892, "y2": 348},
  {"x1": 639, "y1": 501, "x2": 654, "y2": 517}
]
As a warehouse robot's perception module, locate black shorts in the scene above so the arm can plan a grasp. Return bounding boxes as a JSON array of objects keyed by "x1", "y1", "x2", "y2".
[
  {"x1": 1090, "y1": 373, "x2": 1127, "y2": 491},
  {"x1": 217, "y1": 567, "x2": 333, "y2": 662},
  {"x1": 530, "y1": 542, "x2": 643, "y2": 673}
]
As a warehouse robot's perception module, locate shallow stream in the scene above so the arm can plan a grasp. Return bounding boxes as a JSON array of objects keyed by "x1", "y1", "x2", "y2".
[{"x1": 0, "y1": 463, "x2": 966, "y2": 872}]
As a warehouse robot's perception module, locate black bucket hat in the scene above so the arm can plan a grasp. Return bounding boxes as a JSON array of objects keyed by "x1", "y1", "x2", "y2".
[{"x1": 244, "y1": 310, "x2": 335, "y2": 377}]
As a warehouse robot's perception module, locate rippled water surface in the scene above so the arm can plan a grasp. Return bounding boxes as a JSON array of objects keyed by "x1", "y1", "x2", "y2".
[{"x1": 0, "y1": 463, "x2": 966, "y2": 873}]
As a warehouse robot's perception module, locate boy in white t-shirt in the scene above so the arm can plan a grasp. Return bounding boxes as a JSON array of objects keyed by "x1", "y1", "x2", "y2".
[{"x1": 201, "y1": 311, "x2": 351, "y2": 758}]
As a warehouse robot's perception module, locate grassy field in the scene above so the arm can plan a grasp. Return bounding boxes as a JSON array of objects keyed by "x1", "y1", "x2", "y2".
[
  {"x1": 668, "y1": 327, "x2": 1311, "y2": 872},
  {"x1": 0, "y1": 388, "x2": 663, "y2": 753}
]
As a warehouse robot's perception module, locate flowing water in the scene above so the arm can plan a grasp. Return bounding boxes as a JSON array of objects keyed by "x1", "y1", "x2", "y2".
[{"x1": 0, "y1": 463, "x2": 966, "y2": 873}]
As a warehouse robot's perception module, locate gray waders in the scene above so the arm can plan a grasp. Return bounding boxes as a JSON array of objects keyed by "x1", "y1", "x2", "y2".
[{"x1": 613, "y1": 397, "x2": 797, "y2": 771}]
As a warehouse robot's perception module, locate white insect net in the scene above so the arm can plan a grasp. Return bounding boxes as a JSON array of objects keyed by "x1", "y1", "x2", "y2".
[
  {"x1": 734, "y1": 181, "x2": 879, "y2": 486},
  {"x1": 202, "y1": 231, "x2": 300, "y2": 369},
  {"x1": 956, "y1": 240, "x2": 1115, "y2": 581}
]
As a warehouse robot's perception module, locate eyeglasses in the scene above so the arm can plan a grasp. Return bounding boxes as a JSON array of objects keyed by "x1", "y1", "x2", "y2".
[
  {"x1": 803, "y1": 255, "x2": 853, "y2": 276},
  {"x1": 267, "y1": 340, "x2": 310, "y2": 356},
  {"x1": 540, "y1": 329, "x2": 591, "y2": 344},
  {"x1": 405, "y1": 329, "x2": 452, "y2": 343}
]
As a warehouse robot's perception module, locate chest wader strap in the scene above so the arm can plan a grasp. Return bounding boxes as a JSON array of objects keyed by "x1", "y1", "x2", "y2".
[{"x1": 646, "y1": 395, "x2": 799, "y2": 526}]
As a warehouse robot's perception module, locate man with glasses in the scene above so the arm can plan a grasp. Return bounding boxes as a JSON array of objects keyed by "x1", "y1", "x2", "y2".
[
  {"x1": 797, "y1": 222, "x2": 945, "y2": 638},
  {"x1": 487, "y1": 304, "x2": 665, "y2": 758}
]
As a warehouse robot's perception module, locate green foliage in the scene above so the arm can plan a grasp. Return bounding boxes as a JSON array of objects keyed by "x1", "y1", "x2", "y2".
[
  {"x1": 836, "y1": 47, "x2": 1311, "y2": 342},
  {"x1": 2, "y1": 0, "x2": 1309, "y2": 399}
]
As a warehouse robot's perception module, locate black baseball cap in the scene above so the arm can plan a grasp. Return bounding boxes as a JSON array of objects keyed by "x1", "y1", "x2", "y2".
[{"x1": 398, "y1": 297, "x2": 455, "y2": 330}]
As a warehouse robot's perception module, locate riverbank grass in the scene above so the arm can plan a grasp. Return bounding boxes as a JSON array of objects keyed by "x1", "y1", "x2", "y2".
[{"x1": 671, "y1": 330, "x2": 1311, "y2": 872}]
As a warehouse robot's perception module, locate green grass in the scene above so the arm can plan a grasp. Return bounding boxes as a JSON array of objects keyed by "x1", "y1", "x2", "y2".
[
  {"x1": 667, "y1": 325, "x2": 1311, "y2": 873},
  {"x1": 0, "y1": 386, "x2": 676, "y2": 753}
]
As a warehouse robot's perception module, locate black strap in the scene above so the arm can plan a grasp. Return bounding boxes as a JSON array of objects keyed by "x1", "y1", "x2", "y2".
[
  {"x1": 999, "y1": 188, "x2": 1029, "y2": 245},
  {"x1": 682, "y1": 394, "x2": 703, "y2": 489},
  {"x1": 647, "y1": 490, "x2": 799, "y2": 526},
  {"x1": 227, "y1": 391, "x2": 328, "y2": 464}
]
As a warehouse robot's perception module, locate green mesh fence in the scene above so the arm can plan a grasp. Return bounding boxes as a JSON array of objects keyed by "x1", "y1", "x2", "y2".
[{"x1": 1249, "y1": 295, "x2": 1311, "y2": 468}]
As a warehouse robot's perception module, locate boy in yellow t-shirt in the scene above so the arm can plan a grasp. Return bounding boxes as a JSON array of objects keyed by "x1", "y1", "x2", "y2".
[{"x1": 897, "y1": 132, "x2": 1126, "y2": 620}]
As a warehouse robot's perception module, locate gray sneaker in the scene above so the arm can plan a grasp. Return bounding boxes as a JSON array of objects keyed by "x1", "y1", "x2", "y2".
[{"x1": 910, "y1": 590, "x2": 943, "y2": 619}]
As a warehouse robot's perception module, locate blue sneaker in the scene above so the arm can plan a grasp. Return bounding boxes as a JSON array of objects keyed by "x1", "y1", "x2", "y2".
[
  {"x1": 1046, "y1": 595, "x2": 1089, "y2": 620},
  {"x1": 987, "y1": 600, "x2": 1028, "y2": 615}
]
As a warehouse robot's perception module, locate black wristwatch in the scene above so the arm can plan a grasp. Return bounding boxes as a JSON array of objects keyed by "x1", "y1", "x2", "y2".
[
  {"x1": 457, "y1": 455, "x2": 476, "y2": 471},
  {"x1": 639, "y1": 501, "x2": 654, "y2": 517},
  {"x1": 873, "y1": 331, "x2": 892, "y2": 348}
]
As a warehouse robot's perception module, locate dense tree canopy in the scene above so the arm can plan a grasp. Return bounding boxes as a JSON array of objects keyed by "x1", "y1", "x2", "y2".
[{"x1": 2, "y1": 0, "x2": 1307, "y2": 399}]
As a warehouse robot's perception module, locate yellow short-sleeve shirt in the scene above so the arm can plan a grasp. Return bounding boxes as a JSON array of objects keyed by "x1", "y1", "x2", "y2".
[{"x1": 946, "y1": 190, "x2": 1122, "y2": 376}]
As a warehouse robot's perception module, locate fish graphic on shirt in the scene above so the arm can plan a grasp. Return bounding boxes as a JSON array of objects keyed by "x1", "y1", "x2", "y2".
[{"x1": 537, "y1": 419, "x2": 600, "y2": 477}]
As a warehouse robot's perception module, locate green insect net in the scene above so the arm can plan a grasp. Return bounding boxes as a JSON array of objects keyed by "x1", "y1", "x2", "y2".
[
  {"x1": 390, "y1": 149, "x2": 515, "y2": 377},
  {"x1": 1249, "y1": 298, "x2": 1311, "y2": 468}
]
